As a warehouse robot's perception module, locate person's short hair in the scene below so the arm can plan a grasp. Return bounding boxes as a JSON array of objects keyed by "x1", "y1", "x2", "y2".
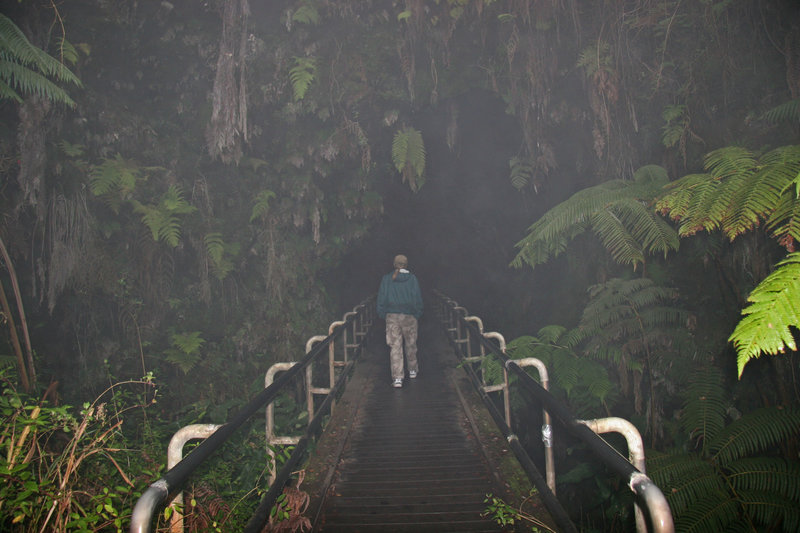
[{"x1": 393, "y1": 254, "x2": 408, "y2": 268}]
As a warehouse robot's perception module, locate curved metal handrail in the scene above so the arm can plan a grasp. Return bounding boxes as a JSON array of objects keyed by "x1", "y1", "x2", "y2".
[
  {"x1": 434, "y1": 291, "x2": 674, "y2": 533},
  {"x1": 130, "y1": 296, "x2": 375, "y2": 533}
]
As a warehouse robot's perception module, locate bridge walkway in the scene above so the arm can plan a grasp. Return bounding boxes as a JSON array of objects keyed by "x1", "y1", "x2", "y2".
[{"x1": 301, "y1": 318, "x2": 539, "y2": 532}]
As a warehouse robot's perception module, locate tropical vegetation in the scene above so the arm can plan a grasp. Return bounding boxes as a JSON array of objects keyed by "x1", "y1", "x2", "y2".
[{"x1": 1, "y1": 0, "x2": 799, "y2": 531}]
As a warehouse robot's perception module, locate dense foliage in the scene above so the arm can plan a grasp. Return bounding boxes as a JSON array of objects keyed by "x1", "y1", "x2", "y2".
[{"x1": 1, "y1": 0, "x2": 799, "y2": 530}]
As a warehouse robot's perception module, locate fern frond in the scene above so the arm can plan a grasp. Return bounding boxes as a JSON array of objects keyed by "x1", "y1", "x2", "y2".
[
  {"x1": 0, "y1": 13, "x2": 81, "y2": 106},
  {"x1": 648, "y1": 452, "x2": 726, "y2": 517},
  {"x1": 704, "y1": 146, "x2": 759, "y2": 179},
  {"x1": 737, "y1": 489, "x2": 800, "y2": 532},
  {"x1": 552, "y1": 354, "x2": 579, "y2": 395},
  {"x1": 165, "y1": 331, "x2": 205, "y2": 374},
  {"x1": 661, "y1": 105, "x2": 688, "y2": 148},
  {"x1": 289, "y1": 56, "x2": 316, "y2": 101},
  {"x1": 132, "y1": 186, "x2": 195, "y2": 247},
  {"x1": 506, "y1": 335, "x2": 539, "y2": 359},
  {"x1": 709, "y1": 407, "x2": 800, "y2": 466},
  {"x1": 162, "y1": 185, "x2": 195, "y2": 215},
  {"x1": 481, "y1": 354, "x2": 505, "y2": 386},
  {"x1": 391, "y1": 126, "x2": 426, "y2": 192},
  {"x1": 291, "y1": 4, "x2": 320, "y2": 26},
  {"x1": 172, "y1": 331, "x2": 205, "y2": 354},
  {"x1": 512, "y1": 166, "x2": 677, "y2": 270},
  {"x1": 680, "y1": 367, "x2": 727, "y2": 452},
  {"x1": 165, "y1": 350, "x2": 200, "y2": 374},
  {"x1": 250, "y1": 189, "x2": 276, "y2": 222},
  {"x1": 577, "y1": 361, "x2": 613, "y2": 402},
  {"x1": 537, "y1": 325, "x2": 567, "y2": 344},
  {"x1": 676, "y1": 492, "x2": 740, "y2": 533},
  {"x1": 509, "y1": 156, "x2": 533, "y2": 190},
  {"x1": 576, "y1": 41, "x2": 611, "y2": 77},
  {"x1": 590, "y1": 206, "x2": 645, "y2": 266},
  {"x1": 767, "y1": 193, "x2": 800, "y2": 245},
  {"x1": 204, "y1": 232, "x2": 237, "y2": 280},
  {"x1": 89, "y1": 154, "x2": 140, "y2": 197},
  {"x1": 729, "y1": 252, "x2": 800, "y2": 376},
  {"x1": 762, "y1": 98, "x2": 800, "y2": 124},
  {"x1": 204, "y1": 232, "x2": 225, "y2": 264},
  {"x1": 657, "y1": 145, "x2": 800, "y2": 242},
  {"x1": 728, "y1": 458, "x2": 800, "y2": 504}
]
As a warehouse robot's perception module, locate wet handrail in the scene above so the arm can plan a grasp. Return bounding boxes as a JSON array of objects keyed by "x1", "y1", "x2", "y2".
[
  {"x1": 130, "y1": 297, "x2": 374, "y2": 533},
  {"x1": 435, "y1": 291, "x2": 674, "y2": 533}
]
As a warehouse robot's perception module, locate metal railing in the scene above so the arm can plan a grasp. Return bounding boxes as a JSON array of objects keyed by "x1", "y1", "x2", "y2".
[
  {"x1": 130, "y1": 298, "x2": 375, "y2": 533},
  {"x1": 434, "y1": 291, "x2": 674, "y2": 533}
]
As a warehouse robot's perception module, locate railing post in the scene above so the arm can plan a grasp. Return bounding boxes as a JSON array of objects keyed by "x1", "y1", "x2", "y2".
[
  {"x1": 343, "y1": 311, "x2": 358, "y2": 361},
  {"x1": 463, "y1": 316, "x2": 483, "y2": 363},
  {"x1": 514, "y1": 358, "x2": 556, "y2": 496},
  {"x1": 482, "y1": 332, "x2": 510, "y2": 428},
  {"x1": 265, "y1": 362, "x2": 301, "y2": 484},
  {"x1": 166, "y1": 424, "x2": 222, "y2": 533},
  {"x1": 304, "y1": 335, "x2": 327, "y2": 424},
  {"x1": 578, "y1": 417, "x2": 671, "y2": 533}
]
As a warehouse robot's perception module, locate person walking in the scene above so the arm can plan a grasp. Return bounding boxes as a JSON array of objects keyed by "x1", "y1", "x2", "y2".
[{"x1": 377, "y1": 254, "x2": 423, "y2": 388}]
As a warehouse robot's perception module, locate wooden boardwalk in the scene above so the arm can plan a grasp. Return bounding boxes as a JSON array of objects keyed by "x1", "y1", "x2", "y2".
[{"x1": 303, "y1": 319, "x2": 516, "y2": 532}]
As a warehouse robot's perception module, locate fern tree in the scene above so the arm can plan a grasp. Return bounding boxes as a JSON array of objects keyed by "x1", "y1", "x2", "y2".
[
  {"x1": 656, "y1": 145, "x2": 800, "y2": 375},
  {"x1": 511, "y1": 164, "x2": 679, "y2": 272},
  {"x1": 575, "y1": 277, "x2": 692, "y2": 445},
  {"x1": 648, "y1": 367, "x2": 800, "y2": 532}
]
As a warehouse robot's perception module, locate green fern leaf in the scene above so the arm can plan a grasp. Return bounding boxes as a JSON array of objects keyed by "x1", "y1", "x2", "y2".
[
  {"x1": 680, "y1": 367, "x2": 727, "y2": 452},
  {"x1": 164, "y1": 331, "x2": 205, "y2": 373},
  {"x1": 509, "y1": 156, "x2": 533, "y2": 190},
  {"x1": 762, "y1": 99, "x2": 800, "y2": 124},
  {"x1": 204, "y1": 232, "x2": 237, "y2": 280},
  {"x1": 728, "y1": 458, "x2": 800, "y2": 504},
  {"x1": 736, "y1": 489, "x2": 800, "y2": 532},
  {"x1": 648, "y1": 452, "x2": 727, "y2": 517},
  {"x1": 291, "y1": 4, "x2": 320, "y2": 26},
  {"x1": 661, "y1": 104, "x2": 688, "y2": 148},
  {"x1": 204, "y1": 232, "x2": 225, "y2": 264},
  {"x1": 658, "y1": 146, "x2": 800, "y2": 243},
  {"x1": 481, "y1": 354, "x2": 505, "y2": 386},
  {"x1": 0, "y1": 13, "x2": 81, "y2": 107},
  {"x1": 512, "y1": 165, "x2": 677, "y2": 270},
  {"x1": 392, "y1": 126, "x2": 426, "y2": 192},
  {"x1": 171, "y1": 331, "x2": 205, "y2": 354},
  {"x1": 537, "y1": 325, "x2": 567, "y2": 344},
  {"x1": 250, "y1": 189, "x2": 276, "y2": 222},
  {"x1": 676, "y1": 492, "x2": 740, "y2": 533},
  {"x1": 576, "y1": 41, "x2": 611, "y2": 77},
  {"x1": 89, "y1": 154, "x2": 140, "y2": 198},
  {"x1": 159, "y1": 215, "x2": 182, "y2": 247},
  {"x1": 58, "y1": 140, "x2": 85, "y2": 158},
  {"x1": 161, "y1": 185, "x2": 196, "y2": 215},
  {"x1": 289, "y1": 56, "x2": 316, "y2": 101},
  {"x1": 132, "y1": 186, "x2": 195, "y2": 247},
  {"x1": 729, "y1": 252, "x2": 800, "y2": 376},
  {"x1": 709, "y1": 407, "x2": 800, "y2": 466}
]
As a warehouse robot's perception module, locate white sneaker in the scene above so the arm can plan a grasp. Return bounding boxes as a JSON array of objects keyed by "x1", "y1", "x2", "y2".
[
  {"x1": 409, "y1": 370, "x2": 417, "y2": 379},
  {"x1": 393, "y1": 378, "x2": 403, "y2": 388}
]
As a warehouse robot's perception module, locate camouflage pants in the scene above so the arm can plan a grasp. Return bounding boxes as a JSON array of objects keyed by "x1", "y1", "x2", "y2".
[{"x1": 385, "y1": 313, "x2": 419, "y2": 380}]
